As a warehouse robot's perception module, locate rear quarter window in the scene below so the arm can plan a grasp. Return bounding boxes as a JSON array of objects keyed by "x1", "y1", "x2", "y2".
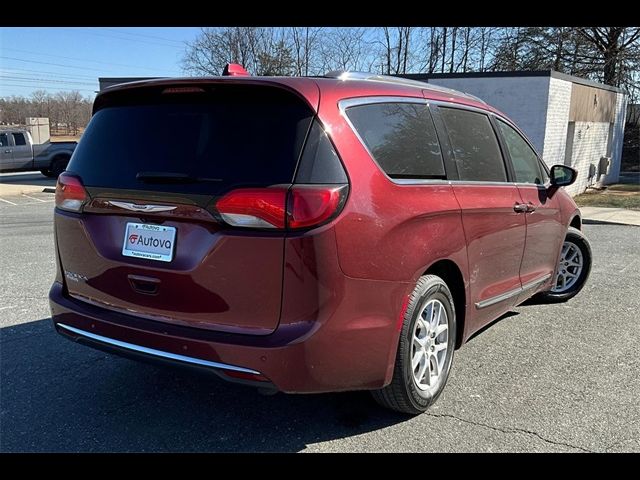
[{"x1": 345, "y1": 102, "x2": 445, "y2": 179}]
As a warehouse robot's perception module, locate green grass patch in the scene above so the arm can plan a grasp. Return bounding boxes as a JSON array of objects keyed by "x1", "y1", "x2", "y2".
[
  {"x1": 607, "y1": 183, "x2": 640, "y2": 192},
  {"x1": 574, "y1": 192, "x2": 640, "y2": 210}
]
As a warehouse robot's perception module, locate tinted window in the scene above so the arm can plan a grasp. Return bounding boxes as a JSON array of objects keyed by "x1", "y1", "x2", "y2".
[
  {"x1": 68, "y1": 86, "x2": 313, "y2": 196},
  {"x1": 346, "y1": 102, "x2": 445, "y2": 179},
  {"x1": 497, "y1": 119, "x2": 544, "y2": 184},
  {"x1": 440, "y1": 108, "x2": 506, "y2": 182},
  {"x1": 12, "y1": 133, "x2": 26, "y2": 146},
  {"x1": 0, "y1": 134, "x2": 8, "y2": 147},
  {"x1": 295, "y1": 121, "x2": 348, "y2": 184}
]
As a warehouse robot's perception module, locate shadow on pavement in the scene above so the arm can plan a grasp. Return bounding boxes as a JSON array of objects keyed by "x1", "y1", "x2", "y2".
[
  {"x1": 0, "y1": 318, "x2": 410, "y2": 452},
  {"x1": 464, "y1": 310, "x2": 520, "y2": 344},
  {"x1": 0, "y1": 172, "x2": 56, "y2": 188}
]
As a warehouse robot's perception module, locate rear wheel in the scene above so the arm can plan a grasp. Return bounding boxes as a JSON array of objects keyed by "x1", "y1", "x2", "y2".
[
  {"x1": 49, "y1": 155, "x2": 70, "y2": 178},
  {"x1": 372, "y1": 275, "x2": 456, "y2": 415},
  {"x1": 538, "y1": 227, "x2": 592, "y2": 302},
  {"x1": 40, "y1": 168, "x2": 53, "y2": 177}
]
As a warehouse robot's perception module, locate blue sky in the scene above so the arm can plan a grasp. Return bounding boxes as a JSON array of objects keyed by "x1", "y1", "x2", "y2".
[{"x1": 0, "y1": 27, "x2": 202, "y2": 98}]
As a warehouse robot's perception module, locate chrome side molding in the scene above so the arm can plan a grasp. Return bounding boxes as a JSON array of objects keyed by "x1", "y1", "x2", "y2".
[{"x1": 475, "y1": 274, "x2": 552, "y2": 309}]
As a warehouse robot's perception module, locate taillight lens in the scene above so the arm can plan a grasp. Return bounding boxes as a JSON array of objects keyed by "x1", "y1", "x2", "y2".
[
  {"x1": 216, "y1": 184, "x2": 348, "y2": 230},
  {"x1": 287, "y1": 185, "x2": 348, "y2": 229},
  {"x1": 55, "y1": 173, "x2": 88, "y2": 212},
  {"x1": 216, "y1": 187, "x2": 288, "y2": 229}
]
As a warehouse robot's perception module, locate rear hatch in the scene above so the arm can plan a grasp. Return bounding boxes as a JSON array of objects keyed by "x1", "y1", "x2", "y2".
[{"x1": 56, "y1": 82, "x2": 317, "y2": 335}]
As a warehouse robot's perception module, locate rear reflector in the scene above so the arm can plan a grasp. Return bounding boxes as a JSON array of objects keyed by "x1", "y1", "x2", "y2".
[
  {"x1": 55, "y1": 173, "x2": 88, "y2": 212},
  {"x1": 215, "y1": 185, "x2": 348, "y2": 230}
]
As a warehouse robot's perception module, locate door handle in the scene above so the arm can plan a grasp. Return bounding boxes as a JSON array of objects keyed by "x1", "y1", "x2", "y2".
[
  {"x1": 513, "y1": 203, "x2": 528, "y2": 213},
  {"x1": 526, "y1": 202, "x2": 537, "y2": 213},
  {"x1": 3, "y1": 149, "x2": 11, "y2": 153}
]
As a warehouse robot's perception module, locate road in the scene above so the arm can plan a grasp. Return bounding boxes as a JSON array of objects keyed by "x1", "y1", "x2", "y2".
[{"x1": 1, "y1": 197, "x2": 639, "y2": 452}]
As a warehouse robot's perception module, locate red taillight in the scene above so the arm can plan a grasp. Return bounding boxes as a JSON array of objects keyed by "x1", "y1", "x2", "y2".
[
  {"x1": 216, "y1": 187, "x2": 288, "y2": 229},
  {"x1": 287, "y1": 185, "x2": 347, "y2": 229},
  {"x1": 215, "y1": 185, "x2": 348, "y2": 230},
  {"x1": 55, "y1": 173, "x2": 88, "y2": 212}
]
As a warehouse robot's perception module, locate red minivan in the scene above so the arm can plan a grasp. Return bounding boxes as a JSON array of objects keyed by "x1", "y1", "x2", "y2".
[{"x1": 49, "y1": 70, "x2": 591, "y2": 414}]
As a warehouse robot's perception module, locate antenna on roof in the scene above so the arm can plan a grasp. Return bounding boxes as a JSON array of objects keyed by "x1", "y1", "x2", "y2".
[{"x1": 222, "y1": 64, "x2": 250, "y2": 77}]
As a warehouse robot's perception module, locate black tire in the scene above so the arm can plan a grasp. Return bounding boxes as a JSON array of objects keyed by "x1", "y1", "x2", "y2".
[
  {"x1": 537, "y1": 226, "x2": 592, "y2": 303},
  {"x1": 40, "y1": 168, "x2": 54, "y2": 177},
  {"x1": 49, "y1": 155, "x2": 69, "y2": 178},
  {"x1": 372, "y1": 275, "x2": 456, "y2": 415}
]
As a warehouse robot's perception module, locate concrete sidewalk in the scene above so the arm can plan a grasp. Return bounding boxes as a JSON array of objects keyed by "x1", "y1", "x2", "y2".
[{"x1": 580, "y1": 206, "x2": 640, "y2": 226}]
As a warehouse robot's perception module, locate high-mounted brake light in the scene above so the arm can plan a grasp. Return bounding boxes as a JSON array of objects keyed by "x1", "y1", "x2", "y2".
[
  {"x1": 161, "y1": 87, "x2": 206, "y2": 94},
  {"x1": 55, "y1": 173, "x2": 88, "y2": 212},
  {"x1": 215, "y1": 185, "x2": 348, "y2": 230}
]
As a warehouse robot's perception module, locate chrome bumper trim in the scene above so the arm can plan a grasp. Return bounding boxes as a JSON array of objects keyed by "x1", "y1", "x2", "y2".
[{"x1": 56, "y1": 323, "x2": 261, "y2": 375}]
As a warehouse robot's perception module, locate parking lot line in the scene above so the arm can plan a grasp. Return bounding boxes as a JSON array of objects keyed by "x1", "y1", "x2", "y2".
[
  {"x1": 21, "y1": 193, "x2": 48, "y2": 203},
  {"x1": 0, "y1": 197, "x2": 17, "y2": 205}
]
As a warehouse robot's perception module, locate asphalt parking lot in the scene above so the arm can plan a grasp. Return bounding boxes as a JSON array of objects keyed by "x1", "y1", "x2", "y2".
[{"x1": 1, "y1": 192, "x2": 639, "y2": 452}]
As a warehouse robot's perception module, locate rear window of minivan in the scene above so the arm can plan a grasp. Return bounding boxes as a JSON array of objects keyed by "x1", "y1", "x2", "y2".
[{"x1": 68, "y1": 85, "x2": 314, "y2": 196}]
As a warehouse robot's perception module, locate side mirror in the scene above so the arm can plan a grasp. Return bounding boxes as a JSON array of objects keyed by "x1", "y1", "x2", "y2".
[{"x1": 550, "y1": 165, "x2": 577, "y2": 187}]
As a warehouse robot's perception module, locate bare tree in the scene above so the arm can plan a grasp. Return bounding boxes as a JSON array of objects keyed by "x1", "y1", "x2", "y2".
[
  {"x1": 577, "y1": 27, "x2": 640, "y2": 85},
  {"x1": 318, "y1": 28, "x2": 375, "y2": 73},
  {"x1": 0, "y1": 91, "x2": 92, "y2": 133},
  {"x1": 378, "y1": 27, "x2": 414, "y2": 75},
  {"x1": 289, "y1": 27, "x2": 322, "y2": 76}
]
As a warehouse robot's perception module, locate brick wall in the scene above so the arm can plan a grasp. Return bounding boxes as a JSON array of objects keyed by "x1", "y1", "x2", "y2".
[
  {"x1": 427, "y1": 76, "x2": 550, "y2": 152},
  {"x1": 603, "y1": 91, "x2": 628, "y2": 185},
  {"x1": 565, "y1": 122, "x2": 611, "y2": 195},
  {"x1": 542, "y1": 77, "x2": 572, "y2": 167}
]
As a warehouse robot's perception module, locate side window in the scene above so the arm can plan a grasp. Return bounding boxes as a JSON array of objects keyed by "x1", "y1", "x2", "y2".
[
  {"x1": 439, "y1": 108, "x2": 507, "y2": 182},
  {"x1": 0, "y1": 134, "x2": 8, "y2": 147},
  {"x1": 12, "y1": 133, "x2": 26, "y2": 146},
  {"x1": 497, "y1": 119, "x2": 544, "y2": 184},
  {"x1": 345, "y1": 102, "x2": 445, "y2": 179}
]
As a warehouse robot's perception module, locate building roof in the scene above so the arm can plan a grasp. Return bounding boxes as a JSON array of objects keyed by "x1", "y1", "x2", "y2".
[{"x1": 400, "y1": 70, "x2": 626, "y2": 94}]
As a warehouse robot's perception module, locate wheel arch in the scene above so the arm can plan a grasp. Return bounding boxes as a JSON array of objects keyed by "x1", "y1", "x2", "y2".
[
  {"x1": 422, "y1": 259, "x2": 467, "y2": 349},
  {"x1": 50, "y1": 152, "x2": 71, "y2": 165},
  {"x1": 569, "y1": 214, "x2": 582, "y2": 231}
]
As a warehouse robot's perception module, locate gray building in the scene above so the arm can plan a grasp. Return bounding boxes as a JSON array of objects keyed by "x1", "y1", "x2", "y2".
[
  {"x1": 100, "y1": 71, "x2": 628, "y2": 196},
  {"x1": 403, "y1": 71, "x2": 628, "y2": 196}
]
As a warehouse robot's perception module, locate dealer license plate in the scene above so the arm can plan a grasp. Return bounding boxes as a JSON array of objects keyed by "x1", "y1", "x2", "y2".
[{"x1": 122, "y1": 222, "x2": 176, "y2": 263}]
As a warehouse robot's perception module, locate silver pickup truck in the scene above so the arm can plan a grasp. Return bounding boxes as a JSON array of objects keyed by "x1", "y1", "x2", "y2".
[{"x1": 0, "y1": 128, "x2": 77, "y2": 177}]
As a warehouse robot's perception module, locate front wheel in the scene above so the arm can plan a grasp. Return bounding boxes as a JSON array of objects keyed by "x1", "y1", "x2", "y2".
[
  {"x1": 538, "y1": 227, "x2": 592, "y2": 303},
  {"x1": 372, "y1": 275, "x2": 456, "y2": 415}
]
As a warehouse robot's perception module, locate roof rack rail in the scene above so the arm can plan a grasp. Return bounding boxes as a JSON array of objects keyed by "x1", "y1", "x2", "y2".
[{"x1": 323, "y1": 71, "x2": 486, "y2": 104}]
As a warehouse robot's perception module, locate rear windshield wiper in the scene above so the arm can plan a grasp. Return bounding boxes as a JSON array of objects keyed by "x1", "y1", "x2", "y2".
[{"x1": 136, "y1": 172, "x2": 223, "y2": 184}]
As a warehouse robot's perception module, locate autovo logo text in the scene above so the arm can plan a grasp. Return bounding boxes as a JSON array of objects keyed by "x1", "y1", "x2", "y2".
[{"x1": 129, "y1": 233, "x2": 172, "y2": 249}]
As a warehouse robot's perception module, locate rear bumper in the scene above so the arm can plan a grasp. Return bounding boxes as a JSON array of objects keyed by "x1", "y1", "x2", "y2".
[{"x1": 49, "y1": 279, "x2": 407, "y2": 393}]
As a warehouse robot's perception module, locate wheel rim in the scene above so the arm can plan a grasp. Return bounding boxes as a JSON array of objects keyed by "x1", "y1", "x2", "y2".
[
  {"x1": 411, "y1": 299, "x2": 449, "y2": 391},
  {"x1": 551, "y1": 240, "x2": 584, "y2": 293}
]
